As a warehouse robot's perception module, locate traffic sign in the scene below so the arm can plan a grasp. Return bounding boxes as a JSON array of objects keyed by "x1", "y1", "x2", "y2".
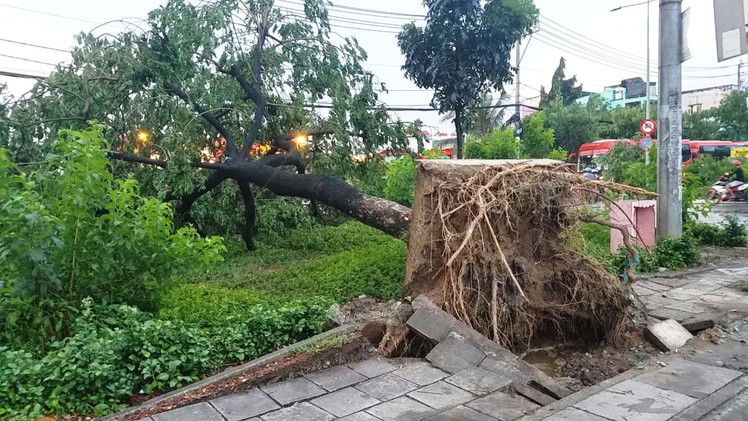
[
  {"x1": 639, "y1": 136, "x2": 653, "y2": 151},
  {"x1": 640, "y1": 119, "x2": 656, "y2": 135}
]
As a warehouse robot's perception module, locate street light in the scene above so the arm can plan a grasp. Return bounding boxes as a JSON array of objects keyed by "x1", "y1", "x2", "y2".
[{"x1": 612, "y1": 0, "x2": 654, "y2": 165}]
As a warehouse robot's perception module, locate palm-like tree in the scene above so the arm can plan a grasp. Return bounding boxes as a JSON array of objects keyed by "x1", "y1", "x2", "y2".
[{"x1": 440, "y1": 91, "x2": 509, "y2": 138}]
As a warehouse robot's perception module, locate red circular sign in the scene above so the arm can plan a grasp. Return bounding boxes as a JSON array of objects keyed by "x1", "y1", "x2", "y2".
[{"x1": 640, "y1": 119, "x2": 656, "y2": 135}]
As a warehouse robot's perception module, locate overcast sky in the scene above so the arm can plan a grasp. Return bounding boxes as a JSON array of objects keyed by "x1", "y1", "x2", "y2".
[{"x1": 1, "y1": 0, "x2": 745, "y2": 137}]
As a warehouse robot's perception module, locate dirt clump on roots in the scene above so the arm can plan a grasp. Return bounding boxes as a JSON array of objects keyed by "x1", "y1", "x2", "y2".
[{"x1": 403, "y1": 160, "x2": 653, "y2": 352}]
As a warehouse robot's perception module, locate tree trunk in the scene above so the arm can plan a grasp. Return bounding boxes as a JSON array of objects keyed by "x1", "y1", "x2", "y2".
[
  {"x1": 227, "y1": 161, "x2": 411, "y2": 239},
  {"x1": 455, "y1": 107, "x2": 464, "y2": 159},
  {"x1": 237, "y1": 181, "x2": 258, "y2": 251}
]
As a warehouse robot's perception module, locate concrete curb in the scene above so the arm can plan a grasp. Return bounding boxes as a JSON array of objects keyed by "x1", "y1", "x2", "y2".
[
  {"x1": 638, "y1": 258, "x2": 748, "y2": 280},
  {"x1": 102, "y1": 324, "x2": 361, "y2": 421}
]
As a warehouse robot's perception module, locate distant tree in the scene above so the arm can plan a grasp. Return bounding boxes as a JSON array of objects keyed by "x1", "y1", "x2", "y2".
[
  {"x1": 519, "y1": 111, "x2": 555, "y2": 158},
  {"x1": 539, "y1": 57, "x2": 584, "y2": 108},
  {"x1": 440, "y1": 91, "x2": 510, "y2": 138},
  {"x1": 714, "y1": 91, "x2": 748, "y2": 140},
  {"x1": 542, "y1": 100, "x2": 598, "y2": 153},
  {"x1": 464, "y1": 128, "x2": 520, "y2": 159},
  {"x1": 597, "y1": 107, "x2": 654, "y2": 139},
  {"x1": 398, "y1": 0, "x2": 537, "y2": 158},
  {"x1": 683, "y1": 109, "x2": 719, "y2": 140}
]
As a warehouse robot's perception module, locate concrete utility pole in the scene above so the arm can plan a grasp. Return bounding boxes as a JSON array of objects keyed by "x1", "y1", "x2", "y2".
[
  {"x1": 656, "y1": 0, "x2": 683, "y2": 238},
  {"x1": 515, "y1": 39, "x2": 521, "y2": 123}
]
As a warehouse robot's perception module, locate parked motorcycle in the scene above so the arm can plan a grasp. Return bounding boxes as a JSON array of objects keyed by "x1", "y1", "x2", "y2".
[{"x1": 707, "y1": 173, "x2": 748, "y2": 203}]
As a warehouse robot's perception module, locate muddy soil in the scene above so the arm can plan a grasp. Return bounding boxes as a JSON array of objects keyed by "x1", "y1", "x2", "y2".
[{"x1": 522, "y1": 328, "x2": 659, "y2": 392}]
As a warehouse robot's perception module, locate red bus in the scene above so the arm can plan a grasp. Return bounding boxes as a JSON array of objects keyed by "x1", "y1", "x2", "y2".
[
  {"x1": 571, "y1": 139, "x2": 694, "y2": 168},
  {"x1": 688, "y1": 140, "x2": 748, "y2": 160}
]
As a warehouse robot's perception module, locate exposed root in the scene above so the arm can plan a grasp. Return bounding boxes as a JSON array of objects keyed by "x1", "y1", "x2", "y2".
[{"x1": 431, "y1": 161, "x2": 655, "y2": 351}]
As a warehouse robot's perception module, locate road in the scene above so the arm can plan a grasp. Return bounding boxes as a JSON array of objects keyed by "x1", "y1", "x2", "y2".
[{"x1": 697, "y1": 201, "x2": 748, "y2": 226}]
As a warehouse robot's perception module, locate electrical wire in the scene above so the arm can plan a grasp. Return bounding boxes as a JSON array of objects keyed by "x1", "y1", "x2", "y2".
[
  {"x1": 0, "y1": 53, "x2": 58, "y2": 67},
  {"x1": 0, "y1": 38, "x2": 69, "y2": 53}
]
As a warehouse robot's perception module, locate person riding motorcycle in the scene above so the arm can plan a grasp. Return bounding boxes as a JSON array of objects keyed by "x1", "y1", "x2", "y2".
[{"x1": 727, "y1": 160, "x2": 745, "y2": 200}]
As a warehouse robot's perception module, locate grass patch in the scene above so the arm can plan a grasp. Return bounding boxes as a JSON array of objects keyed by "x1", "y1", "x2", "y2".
[{"x1": 159, "y1": 221, "x2": 407, "y2": 325}]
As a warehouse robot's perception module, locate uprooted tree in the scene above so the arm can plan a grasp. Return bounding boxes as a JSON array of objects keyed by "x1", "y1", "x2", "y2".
[{"x1": 5, "y1": 0, "x2": 482, "y2": 247}]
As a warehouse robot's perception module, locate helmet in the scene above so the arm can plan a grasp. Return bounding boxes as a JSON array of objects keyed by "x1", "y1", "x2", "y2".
[
  {"x1": 733, "y1": 160, "x2": 742, "y2": 166},
  {"x1": 582, "y1": 167, "x2": 591, "y2": 173}
]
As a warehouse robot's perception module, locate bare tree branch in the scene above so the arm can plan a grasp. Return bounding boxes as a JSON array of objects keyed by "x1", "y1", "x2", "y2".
[{"x1": 163, "y1": 82, "x2": 240, "y2": 158}]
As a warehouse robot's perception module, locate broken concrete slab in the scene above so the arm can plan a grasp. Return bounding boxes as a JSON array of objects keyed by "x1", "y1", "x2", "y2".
[
  {"x1": 355, "y1": 372, "x2": 419, "y2": 401},
  {"x1": 409, "y1": 296, "x2": 571, "y2": 399},
  {"x1": 365, "y1": 396, "x2": 437, "y2": 421},
  {"x1": 426, "y1": 331, "x2": 486, "y2": 374},
  {"x1": 645, "y1": 319, "x2": 693, "y2": 351},
  {"x1": 680, "y1": 312, "x2": 718, "y2": 333},
  {"x1": 480, "y1": 358, "x2": 531, "y2": 385},
  {"x1": 407, "y1": 307, "x2": 454, "y2": 343},
  {"x1": 511, "y1": 383, "x2": 556, "y2": 407}
]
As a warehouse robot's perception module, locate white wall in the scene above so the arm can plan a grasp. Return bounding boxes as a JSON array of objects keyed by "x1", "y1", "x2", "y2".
[{"x1": 682, "y1": 85, "x2": 737, "y2": 113}]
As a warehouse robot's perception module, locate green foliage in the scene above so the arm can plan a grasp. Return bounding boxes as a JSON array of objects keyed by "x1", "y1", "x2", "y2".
[
  {"x1": 683, "y1": 109, "x2": 719, "y2": 140},
  {"x1": 384, "y1": 157, "x2": 417, "y2": 207},
  {"x1": 543, "y1": 100, "x2": 599, "y2": 153},
  {"x1": 684, "y1": 156, "x2": 733, "y2": 189},
  {"x1": 0, "y1": 127, "x2": 224, "y2": 349},
  {"x1": 714, "y1": 91, "x2": 748, "y2": 140},
  {"x1": 650, "y1": 235, "x2": 701, "y2": 270},
  {"x1": 255, "y1": 196, "x2": 317, "y2": 242},
  {"x1": 520, "y1": 111, "x2": 556, "y2": 158},
  {"x1": 440, "y1": 91, "x2": 509, "y2": 138},
  {"x1": 465, "y1": 128, "x2": 520, "y2": 159},
  {"x1": 547, "y1": 147, "x2": 570, "y2": 161},
  {"x1": 539, "y1": 57, "x2": 584, "y2": 107},
  {"x1": 398, "y1": 0, "x2": 537, "y2": 154},
  {"x1": 689, "y1": 215, "x2": 748, "y2": 248},
  {"x1": 599, "y1": 106, "x2": 653, "y2": 140},
  {"x1": 0, "y1": 298, "x2": 329, "y2": 419}
]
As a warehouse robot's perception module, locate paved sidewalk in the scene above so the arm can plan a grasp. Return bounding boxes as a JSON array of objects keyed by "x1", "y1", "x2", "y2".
[{"x1": 142, "y1": 262, "x2": 748, "y2": 421}]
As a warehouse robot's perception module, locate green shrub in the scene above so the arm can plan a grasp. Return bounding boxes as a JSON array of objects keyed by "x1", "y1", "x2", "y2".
[
  {"x1": 465, "y1": 128, "x2": 520, "y2": 159},
  {"x1": 689, "y1": 215, "x2": 748, "y2": 247},
  {"x1": 651, "y1": 234, "x2": 701, "y2": 269},
  {"x1": 0, "y1": 298, "x2": 330, "y2": 419},
  {"x1": 0, "y1": 127, "x2": 224, "y2": 348},
  {"x1": 383, "y1": 157, "x2": 417, "y2": 207}
]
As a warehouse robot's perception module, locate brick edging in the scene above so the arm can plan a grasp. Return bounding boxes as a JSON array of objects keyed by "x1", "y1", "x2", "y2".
[{"x1": 101, "y1": 324, "x2": 361, "y2": 421}]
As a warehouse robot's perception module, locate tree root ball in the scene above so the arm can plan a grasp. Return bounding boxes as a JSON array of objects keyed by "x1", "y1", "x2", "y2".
[{"x1": 403, "y1": 160, "x2": 652, "y2": 351}]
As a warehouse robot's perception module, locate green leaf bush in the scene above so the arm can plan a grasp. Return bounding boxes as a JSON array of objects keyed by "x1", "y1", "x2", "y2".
[
  {"x1": 0, "y1": 298, "x2": 330, "y2": 419},
  {"x1": 0, "y1": 126, "x2": 225, "y2": 348}
]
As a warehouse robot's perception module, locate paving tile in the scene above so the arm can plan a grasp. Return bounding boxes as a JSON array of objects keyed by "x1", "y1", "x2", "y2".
[
  {"x1": 480, "y1": 358, "x2": 531, "y2": 385},
  {"x1": 260, "y1": 402, "x2": 334, "y2": 421},
  {"x1": 466, "y1": 391, "x2": 539, "y2": 421},
  {"x1": 366, "y1": 396, "x2": 437, "y2": 421},
  {"x1": 445, "y1": 366, "x2": 512, "y2": 395},
  {"x1": 407, "y1": 381, "x2": 475, "y2": 410},
  {"x1": 636, "y1": 281, "x2": 671, "y2": 293},
  {"x1": 349, "y1": 357, "x2": 400, "y2": 378},
  {"x1": 648, "y1": 307, "x2": 695, "y2": 322},
  {"x1": 634, "y1": 358, "x2": 742, "y2": 399},
  {"x1": 310, "y1": 386, "x2": 380, "y2": 417},
  {"x1": 337, "y1": 412, "x2": 382, "y2": 421},
  {"x1": 407, "y1": 307, "x2": 454, "y2": 342},
  {"x1": 426, "y1": 331, "x2": 486, "y2": 374},
  {"x1": 356, "y1": 372, "x2": 419, "y2": 401},
  {"x1": 260, "y1": 377, "x2": 326, "y2": 406},
  {"x1": 425, "y1": 405, "x2": 497, "y2": 421},
  {"x1": 306, "y1": 365, "x2": 367, "y2": 392},
  {"x1": 542, "y1": 407, "x2": 610, "y2": 420},
  {"x1": 210, "y1": 388, "x2": 280, "y2": 420},
  {"x1": 392, "y1": 361, "x2": 449, "y2": 386},
  {"x1": 665, "y1": 301, "x2": 713, "y2": 314},
  {"x1": 152, "y1": 402, "x2": 223, "y2": 421},
  {"x1": 686, "y1": 342, "x2": 748, "y2": 371},
  {"x1": 573, "y1": 379, "x2": 697, "y2": 421},
  {"x1": 697, "y1": 386, "x2": 748, "y2": 421},
  {"x1": 645, "y1": 319, "x2": 693, "y2": 351}
]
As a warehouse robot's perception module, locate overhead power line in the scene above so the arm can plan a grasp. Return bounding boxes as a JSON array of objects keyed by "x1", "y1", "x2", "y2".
[
  {"x1": 0, "y1": 70, "x2": 46, "y2": 80},
  {"x1": 0, "y1": 2, "x2": 100, "y2": 24},
  {"x1": 0, "y1": 38, "x2": 69, "y2": 53},
  {"x1": 0, "y1": 53, "x2": 58, "y2": 67}
]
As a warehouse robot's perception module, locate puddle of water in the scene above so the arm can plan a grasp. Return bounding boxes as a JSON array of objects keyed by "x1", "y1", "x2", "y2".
[{"x1": 522, "y1": 350, "x2": 561, "y2": 377}]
